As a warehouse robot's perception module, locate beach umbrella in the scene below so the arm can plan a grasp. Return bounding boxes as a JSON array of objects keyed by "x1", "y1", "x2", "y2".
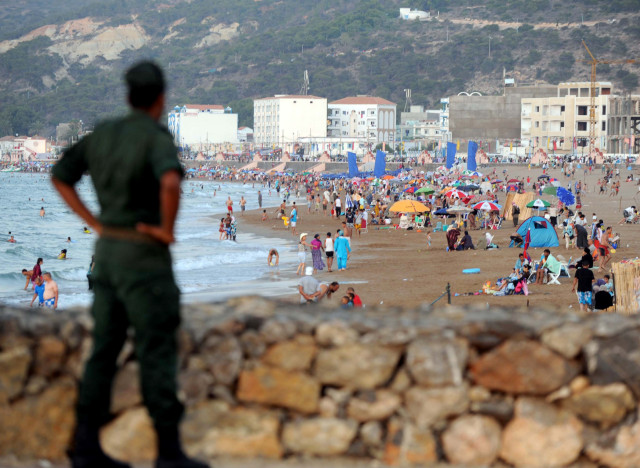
[
  {"x1": 550, "y1": 180, "x2": 561, "y2": 187},
  {"x1": 507, "y1": 179, "x2": 520, "y2": 183},
  {"x1": 459, "y1": 185, "x2": 479, "y2": 192},
  {"x1": 447, "y1": 205, "x2": 472, "y2": 214},
  {"x1": 472, "y1": 201, "x2": 502, "y2": 211},
  {"x1": 416, "y1": 186, "x2": 435, "y2": 195},
  {"x1": 403, "y1": 186, "x2": 416, "y2": 194},
  {"x1": 538, "y1": 175, "x2": 550, "y2": 180},
  {"x1": 382, "y1": 175, "x2": 394, "y2": 180},
  {"x1": 526, "y1": 199, "x2": 551, "y2": 209},
  {"x1": 491, "y1": 179, "x2": 503, "y2": 184},
  {"x1": 543, "y1": 186, "x2": 558, "y2": 195},
  {"x1": 389, "y1": 200, "x2": 430, "y2": 213},
  {"x1": 445, "y1": 189, "x2": 466, "y2": 199},
  {"x1": 557, "y1": 187, "x2": 576, "y2": 206},
  {"x1": 436, "y1": 165, "x2": 448, "y2": 172},
  {"x1": 507, "y1": 184, "x2": 519, "y2": 192}
]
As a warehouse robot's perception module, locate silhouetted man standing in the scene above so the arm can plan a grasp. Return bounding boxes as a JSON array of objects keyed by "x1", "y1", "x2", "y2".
[{"x1": 52, "y1": 61, "x2": 208, "y2": 468}]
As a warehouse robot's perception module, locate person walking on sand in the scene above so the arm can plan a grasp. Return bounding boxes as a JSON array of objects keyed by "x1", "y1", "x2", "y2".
[
  {"x1": 52, "y1": 61, "x2": 208, "y2": 468},
  {"x1": 572, "y1": 261, "x2": 595, "y2": 312},
  {"x1": 290, "y1": 202, "x2": 298, "y2": 236},
  {"x1": 334, "y1": 230, "x2": 352, "y2": 271},
  {"x1": 310, "y1": 233, "x2": 325, "y2": 273},
  {"x1": 296, "y1": 233, "x2": 311, "y2": 275},
  {"x1": 325, "y1": 232, "x2": 335, "y2": 272},
  {"x1": 240, "y1": 196, "x2": 246, "y2": 215},
  {"x1": 226, "y1": 196, "x2": 233, "y2": 213},
  {"x1": 258, "y1": 190, "x2": 263, "y2": 208}
]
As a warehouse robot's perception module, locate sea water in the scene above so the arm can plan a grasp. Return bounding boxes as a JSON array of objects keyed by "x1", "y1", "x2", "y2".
[{"x1": 0, "y1": 173, "x2": 293, "y2": 309}]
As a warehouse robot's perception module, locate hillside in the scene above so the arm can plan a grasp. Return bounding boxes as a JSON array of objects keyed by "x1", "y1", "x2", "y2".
[{"x1": 0, "y1": 0, "x2": 639, "y2": 137}]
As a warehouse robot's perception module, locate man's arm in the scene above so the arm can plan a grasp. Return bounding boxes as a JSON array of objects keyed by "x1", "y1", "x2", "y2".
[
  {"x1": 571, "y1": 277, "x2": 578, "y2": 292},
  {"x1": 53, "y1": 283, "x2": 58, "y2": 309},
  {"x1": 137, "y1": 170, "x2": 181, "y2": 244},
  {"x1": 52, "y1": 178, "x2": 102, "y2": 235},
  {"x1": 298, "y1": 285, "x2": 311, "y2": 301}
]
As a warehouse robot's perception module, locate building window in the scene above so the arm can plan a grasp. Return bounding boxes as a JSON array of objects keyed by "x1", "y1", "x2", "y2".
[
  {"x1": 293, "y1": 101, "x2": 297, "y2": 104},
  {"x1": 577, "y1": 106, "x2": 588, "y2": 116},
  {"x1": 602, "y1": 121, "x2": 606, "y2": 131},
  {"x1": 535, "y1": 121, "x2": 539, "y2": 128},
  {"x1": 560, "y1": 106, "x2": 565, "y2": 112},
  {"x1": 535, "y1": 106, "x2": 540, "y2": 113},
  {"x1": 310, "y1": 101, "x2": 313, "y2": 103},
  {"x1": 560, "y1": 122, "x2": 564, "y2": 128},
  {"x1": 577, "y1": 122, "x2": 587, "y2": 131},
  {"x1": 602, "y1": 105, "x2": 606, "y2": 116}
]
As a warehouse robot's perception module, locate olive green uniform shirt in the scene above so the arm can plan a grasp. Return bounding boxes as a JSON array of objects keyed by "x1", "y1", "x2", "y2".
[{"x1": 52, "y1": 110, "x2": 183, "y2": 228}]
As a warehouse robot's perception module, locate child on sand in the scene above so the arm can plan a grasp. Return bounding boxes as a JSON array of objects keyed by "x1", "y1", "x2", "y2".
[{"x1": 426, "y1": 230, "x2": 432, "y2": 249}]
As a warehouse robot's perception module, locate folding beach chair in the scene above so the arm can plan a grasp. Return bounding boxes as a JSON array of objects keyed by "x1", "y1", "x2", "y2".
[
  {"x1": 360, "y1": 218, "x2": 368, "y2": 234},
  {"x1": 433, "y1": 221, "x2": 443, "y2": 232}
]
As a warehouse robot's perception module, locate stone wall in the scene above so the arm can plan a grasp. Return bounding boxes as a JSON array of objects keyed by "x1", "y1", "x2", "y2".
[{"x1": 2, "y1": 300, "x2": 640, "y2": 467}]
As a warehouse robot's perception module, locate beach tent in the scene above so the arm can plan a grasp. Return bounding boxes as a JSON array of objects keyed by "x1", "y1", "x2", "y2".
[{"x1": 510, "y1": 216, "x2": 559, "y2": 248}]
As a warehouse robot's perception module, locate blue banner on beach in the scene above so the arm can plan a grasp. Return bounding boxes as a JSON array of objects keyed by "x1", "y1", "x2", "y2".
[
  {"x1": 347, "y1": 152, "x2": 358, "y2": 178},
  {"x1": 467, "y1": 141, "x2": 478, "y2": 171},
  {"x1": 446, "y1": 142, "x2": 456, "y2": 169},
  {"x1": 374, "y1": 150, "x2": 386, "y2": 177}
]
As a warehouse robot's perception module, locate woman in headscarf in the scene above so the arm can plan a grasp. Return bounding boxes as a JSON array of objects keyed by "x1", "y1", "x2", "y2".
[{"x1": 310, "y1": 234, "x2": 325, "y2": 273}]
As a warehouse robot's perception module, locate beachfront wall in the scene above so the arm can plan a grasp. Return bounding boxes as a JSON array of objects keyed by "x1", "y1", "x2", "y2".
[{"x1": 1, "y1": 302, "x2": 640, "y2": 466}]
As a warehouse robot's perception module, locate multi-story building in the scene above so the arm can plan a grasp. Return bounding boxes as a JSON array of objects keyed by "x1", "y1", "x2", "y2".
[
  {"x1": 328, "y1": 96, "x2": 396, "y2": 146},
  {"x1": 167, "y1": 104, "x2": 238, "y2": 150},
  {"x1": 449, "y1": 83, "x2": 557, "y2": 151},
  {"x1": 607, "y1": 95, "x2": 640, "y2": 155},
  {"x1": 253, "y1": 95, "x2": 327, "y2": 147},
  {"x1": 521, "y1": 82, "x2": 612, "y2": 153},
  {"x1": 397, "y1": 105, "x2": 449, "y2": 144}
]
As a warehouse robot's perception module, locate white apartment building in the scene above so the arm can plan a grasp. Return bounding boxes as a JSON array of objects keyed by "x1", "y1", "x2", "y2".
[
  {"x1": 168, "y1": 104, "x2": 238, "y2": 149},
  {"x1": 253, "y1": 95, "x2": 327, "y2": 147},
  {"x1": 328, "y1": 96, "x2": 396, "y2": 146},
  {"x1": 521, "y1": 82, "x2": 612, "y2": 153}
]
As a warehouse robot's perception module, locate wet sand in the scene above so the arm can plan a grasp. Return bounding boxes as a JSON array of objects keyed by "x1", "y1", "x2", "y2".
[{"x1": 238, "y1": 164, "x2": 640, "y2": 311}]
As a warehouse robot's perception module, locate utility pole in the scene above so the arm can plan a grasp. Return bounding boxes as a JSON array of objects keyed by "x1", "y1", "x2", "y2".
[{"x1": 488, "y1": 36, "x2": 492, "y2": 59}]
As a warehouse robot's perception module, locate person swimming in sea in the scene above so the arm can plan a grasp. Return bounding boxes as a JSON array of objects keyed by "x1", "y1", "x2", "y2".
[
  {"x1": 83, "y1": 226, "x2": 92, "y2": 234},
  {"x1": 58, "y1": 249, "x2": 68, "y2": 260}
]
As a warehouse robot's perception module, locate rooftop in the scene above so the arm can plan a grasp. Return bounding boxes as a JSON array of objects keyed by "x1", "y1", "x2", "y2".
[
  {"x1": 330, "y1": 96, "x2": 396, "y2": 106},
  {"x1": 558, "y1": 82, "x2": 613, "y2": 87},
  {"x1": 182, "y1": 104, "x2": 224, "y2": 111},
  {"x1": 255, "y1": 95, "x2": 324, "y2": 101}
]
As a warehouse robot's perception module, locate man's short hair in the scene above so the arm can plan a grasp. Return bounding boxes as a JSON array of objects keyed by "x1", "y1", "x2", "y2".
[
  {"x1": 125, "y1": 61, "x2": 165, "y2": 109},
  {"x1": 544, "y1": 249, "x2": 551, "y2": 254}
]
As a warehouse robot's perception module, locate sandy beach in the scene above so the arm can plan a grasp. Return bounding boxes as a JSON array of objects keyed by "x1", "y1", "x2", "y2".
[{"x1": 237, "y1": 163, "x2": 640, "y2": 311}]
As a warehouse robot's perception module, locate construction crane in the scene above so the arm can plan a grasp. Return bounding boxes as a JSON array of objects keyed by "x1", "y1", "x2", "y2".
[{"x1": 581, "y1": 40, "x2": 636, "y2": 157}]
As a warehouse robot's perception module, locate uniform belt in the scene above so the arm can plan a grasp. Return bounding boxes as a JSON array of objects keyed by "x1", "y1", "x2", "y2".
[{"x1": 101, "y1": 226, "x2": 160, "y2": 244}]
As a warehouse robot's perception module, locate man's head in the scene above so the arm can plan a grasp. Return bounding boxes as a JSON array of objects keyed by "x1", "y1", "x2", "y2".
[
  {"x1": 326, "y1": 232, "x2": 331, "y2": 238},
  {"x1": 22, "y1": 269, "x2": 28, "y2": 275},
  {"x1": 543, "y1": 249, "x2": 550, "y2": 258},
  {"x1": 329, "y1": 282, "x2": 340, "y2": 293},
  {"x1": 43, "y1": 272, "x2": 52, "y2": 282},
  {"x1": 125, "y1": 61, "x2": 165, "y2": 119},
  {"x1": 518, "y1": 253, "x2": 524, "y2": 260}
]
